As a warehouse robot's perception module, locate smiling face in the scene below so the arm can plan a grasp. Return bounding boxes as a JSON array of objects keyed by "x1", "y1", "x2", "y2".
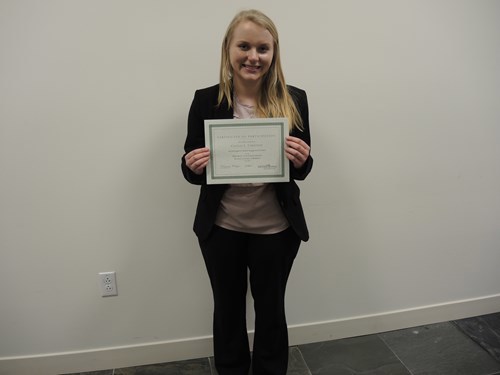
[{"x1": 228, "y1": 20, "x2": 274, "y2": 89}]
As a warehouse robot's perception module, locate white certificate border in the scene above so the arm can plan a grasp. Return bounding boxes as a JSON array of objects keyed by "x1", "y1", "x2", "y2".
[{"x1": 204, "y1": 118, "x2": 289, "y2": 185}]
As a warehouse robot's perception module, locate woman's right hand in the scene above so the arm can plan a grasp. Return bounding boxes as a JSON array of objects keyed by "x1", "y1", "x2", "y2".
[{"x1": 185, "y1": 147, "x2": 210, "y2": 175}]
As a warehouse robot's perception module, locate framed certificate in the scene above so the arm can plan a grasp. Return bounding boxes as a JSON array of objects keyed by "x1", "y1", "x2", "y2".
[{"x1": 204, "y1": 118, "x2": 290, "y2": 184}]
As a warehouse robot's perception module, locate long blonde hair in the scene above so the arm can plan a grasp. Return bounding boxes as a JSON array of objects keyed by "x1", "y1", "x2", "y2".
[{"x1": 218, "y1": 9, "x2": 303, "y2": 131}]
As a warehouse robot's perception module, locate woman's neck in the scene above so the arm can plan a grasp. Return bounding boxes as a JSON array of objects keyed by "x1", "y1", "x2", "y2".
[{"x1": 233, "y1": 78, "x2": 260, "y2": 106}]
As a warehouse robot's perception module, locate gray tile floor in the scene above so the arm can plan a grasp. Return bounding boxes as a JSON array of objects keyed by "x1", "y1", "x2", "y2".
[{"x1": 64, "y1": 312, "x2": 500, "y2": 375}]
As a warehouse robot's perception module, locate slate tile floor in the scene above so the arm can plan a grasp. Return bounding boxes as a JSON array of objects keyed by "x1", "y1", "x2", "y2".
[{"x1": 65, "y1": 312, "x2": 500, "y2": 375}]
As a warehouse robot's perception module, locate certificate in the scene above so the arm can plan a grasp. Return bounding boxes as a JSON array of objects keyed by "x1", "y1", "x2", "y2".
[{"x1": 204, "y1": 118, "x2": 289, "y2": 184}]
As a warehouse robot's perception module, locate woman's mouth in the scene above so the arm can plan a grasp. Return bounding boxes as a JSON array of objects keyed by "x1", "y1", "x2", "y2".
[{"x1": 242, "y1": 64, "x2": 261, "y2": 72}]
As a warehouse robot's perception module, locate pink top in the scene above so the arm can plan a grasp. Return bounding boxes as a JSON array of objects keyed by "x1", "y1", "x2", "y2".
[{"x1": 214, "y1": 97, "x2": 289, "y2": 234}]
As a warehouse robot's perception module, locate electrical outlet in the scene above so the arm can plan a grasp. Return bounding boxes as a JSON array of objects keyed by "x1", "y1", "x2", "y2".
[{"x1": 99, "y1": 271, "x2": 118, "y2": 297}]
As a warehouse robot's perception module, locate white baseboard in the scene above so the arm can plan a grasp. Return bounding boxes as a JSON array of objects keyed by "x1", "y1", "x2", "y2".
[
  {"x1": 288, "y1": 293, "x2": 500, "y2": 346},
  {"x1": 1, "y1": 294, "x2": 499, "y2": 375}
]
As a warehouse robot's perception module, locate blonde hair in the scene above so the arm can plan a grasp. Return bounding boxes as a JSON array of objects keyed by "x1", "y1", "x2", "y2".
[{"x1": 218, "y1": 9, "x2": 303, "y2": 131}]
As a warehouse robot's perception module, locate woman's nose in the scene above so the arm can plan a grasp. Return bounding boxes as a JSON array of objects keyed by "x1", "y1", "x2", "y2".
[{"x1": 247, "y1": 48, "x2": 258, "y2": 61}]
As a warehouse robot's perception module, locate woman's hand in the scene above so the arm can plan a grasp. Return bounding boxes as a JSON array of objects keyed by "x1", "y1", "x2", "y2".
[
  {"x1": 185, "y1": 147, "x2": 210, "y2": 175},
  {"x1": 285, "y1": 136, "x2": 310, "y2": 169}
]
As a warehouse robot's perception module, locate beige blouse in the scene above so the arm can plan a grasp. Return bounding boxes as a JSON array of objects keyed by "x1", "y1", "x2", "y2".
[{"x1": 214, "y1": 97, "x2": 289, "y2": 234}]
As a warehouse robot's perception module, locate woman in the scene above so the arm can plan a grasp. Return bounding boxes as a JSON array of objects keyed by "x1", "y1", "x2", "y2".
[{"x1": 181, "y1": 9, "x2": 313, "y2": 375}]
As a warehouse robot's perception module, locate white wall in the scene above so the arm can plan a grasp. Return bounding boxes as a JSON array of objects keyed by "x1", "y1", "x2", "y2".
[{"x1": 1, "y1": 0, "x2": 500, "y2": 373}]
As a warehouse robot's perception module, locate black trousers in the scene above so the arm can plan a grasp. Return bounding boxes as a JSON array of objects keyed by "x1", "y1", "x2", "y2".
[{"x1": 199, "y1": 225, "x2": 301, "y2": 375}]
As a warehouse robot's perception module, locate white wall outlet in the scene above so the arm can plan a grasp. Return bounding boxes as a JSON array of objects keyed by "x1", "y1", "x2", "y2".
[{"x1": 99, "y1": 271, "x2": 118, "y2": 297}]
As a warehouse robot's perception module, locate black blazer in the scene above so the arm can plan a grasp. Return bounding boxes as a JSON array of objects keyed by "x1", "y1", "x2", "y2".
[{"x1": 181, "y1": 84, "x2": 313, "y2": 242}]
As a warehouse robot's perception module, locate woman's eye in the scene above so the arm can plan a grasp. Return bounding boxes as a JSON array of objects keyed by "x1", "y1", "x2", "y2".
[
  {"x1": 239, "y1": 44, "x2": 249, "y2": 51},
  {"x1": 258, "y1": 46, "x2": 269, "y2": 53}
]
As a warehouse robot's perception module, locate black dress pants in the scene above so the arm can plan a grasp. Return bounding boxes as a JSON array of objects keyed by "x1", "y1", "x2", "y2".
[{"x1": 199, "y1": 225, "x2": 301, "y2": 375}]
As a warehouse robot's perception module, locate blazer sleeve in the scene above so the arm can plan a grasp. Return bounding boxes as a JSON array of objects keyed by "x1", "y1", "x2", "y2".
[
  {"x1": 289, "y1": 86, "x2": 313, "y2": 181},
  {"x1": 181, "y1": 90, "x2": 207, "y2": 185}
]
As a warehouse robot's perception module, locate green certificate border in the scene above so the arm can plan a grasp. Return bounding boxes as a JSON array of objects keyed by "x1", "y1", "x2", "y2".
[{"x1": 204, "y1": 118, "x2": 290, "y2": 185}]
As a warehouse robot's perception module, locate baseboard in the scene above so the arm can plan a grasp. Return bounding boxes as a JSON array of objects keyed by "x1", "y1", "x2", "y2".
[
  {"x1": 288, "y1": 293, "x2": 500, "y2": 346},
  {"x1": 2, "y1": 293, "x2": 499, "y2": 375}
]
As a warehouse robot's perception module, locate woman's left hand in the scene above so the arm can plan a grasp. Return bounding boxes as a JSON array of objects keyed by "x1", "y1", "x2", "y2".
[{"x1": 285, "y1": 136, "x2": 310, "y2": 169}]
